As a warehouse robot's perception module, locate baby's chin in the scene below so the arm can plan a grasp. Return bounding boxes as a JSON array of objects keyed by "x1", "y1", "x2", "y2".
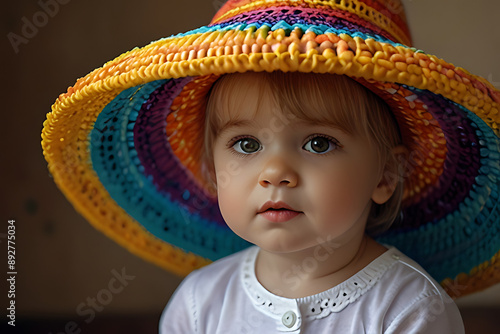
[{"x1": 252, "y1": 234, "x2": 324, "y2": 255}]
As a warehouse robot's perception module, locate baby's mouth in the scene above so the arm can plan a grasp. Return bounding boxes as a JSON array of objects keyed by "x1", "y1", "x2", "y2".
[
  {"x1": 258, "y1": 208, "x2": 302, "y2": 223},
  {"x1": 258, "y1": 201, "x2": 300, "y2": 213},
  {"x1": 257, "y1": 201, "x2": 302, "y2": 223}
]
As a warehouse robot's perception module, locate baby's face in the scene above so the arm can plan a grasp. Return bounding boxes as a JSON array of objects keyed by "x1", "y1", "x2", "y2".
[{"x1": 211, "y1": 77, "x2": 392, "y2": 254}]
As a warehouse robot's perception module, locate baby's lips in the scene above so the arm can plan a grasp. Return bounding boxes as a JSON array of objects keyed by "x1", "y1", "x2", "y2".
[{"x1": 258, "y1": 200, "x2": 301, "y2": 213}]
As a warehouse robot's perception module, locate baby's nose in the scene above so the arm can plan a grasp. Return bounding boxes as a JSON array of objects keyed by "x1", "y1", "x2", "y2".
[{"x1": 258, "y1": 157, "x2": 298, "y2": 188}]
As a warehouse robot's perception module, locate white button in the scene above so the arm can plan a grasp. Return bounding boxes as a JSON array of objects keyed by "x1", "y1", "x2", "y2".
[{"x1": 282, "y1": 311, "x2": 297, "y2": 328}]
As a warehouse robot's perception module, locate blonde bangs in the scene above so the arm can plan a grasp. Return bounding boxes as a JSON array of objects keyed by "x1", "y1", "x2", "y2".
[
  {"x1": 268, "y1": 72, "x2": 364, "y2": 136},
  {"x1": 205, "y1": 72, "x2": 274, "y2": 139}
]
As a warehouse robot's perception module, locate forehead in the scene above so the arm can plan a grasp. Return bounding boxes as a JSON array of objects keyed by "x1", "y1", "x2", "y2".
[{"x1": 208, "y1": 72, "x2": 361, "y2": 134}]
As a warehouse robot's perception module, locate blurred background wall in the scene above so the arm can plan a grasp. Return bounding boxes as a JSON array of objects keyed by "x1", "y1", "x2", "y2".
[{"x1": 1, "y1": 0, "x2": 500, "y2": 332}]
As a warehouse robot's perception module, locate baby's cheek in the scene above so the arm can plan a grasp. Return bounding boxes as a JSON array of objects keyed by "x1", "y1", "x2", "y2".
[
  {"x1": 315, "y1": 180, "x2": 361, "y2": 218},
  {"x1": 217, "y1": 185, "x2": 243, "y2": 223},
  {"x1": 214, "y1": 157, "x2": 245, "y2": 189},
  {"x1": 217, "y1": 188, "x2": 232, "y2": 215}
]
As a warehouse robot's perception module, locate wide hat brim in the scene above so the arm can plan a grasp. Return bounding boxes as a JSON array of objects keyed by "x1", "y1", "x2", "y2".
[{"x1": 42, "y1": 2, "x2": 500, "y2": 298}]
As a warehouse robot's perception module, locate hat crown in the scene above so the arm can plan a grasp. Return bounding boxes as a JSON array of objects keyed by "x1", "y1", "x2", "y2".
[{"x1": 211, "y1": 0, "x2": 412, "y2": 46}]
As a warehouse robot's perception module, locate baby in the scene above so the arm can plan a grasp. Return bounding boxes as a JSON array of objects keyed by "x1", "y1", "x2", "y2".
[{"x1": 160, "y1": 71, "x2": 464, "y2": 333}]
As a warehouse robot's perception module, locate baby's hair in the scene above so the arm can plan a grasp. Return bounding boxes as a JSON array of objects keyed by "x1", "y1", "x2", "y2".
[{"x1": 203, "y1": 71, "x2": 404, "y2": 235}]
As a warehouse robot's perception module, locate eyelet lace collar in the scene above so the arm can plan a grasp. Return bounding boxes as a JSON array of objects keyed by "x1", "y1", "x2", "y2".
[{"x1": 241, "y1": 246, "x2": 400, "y2": 330}]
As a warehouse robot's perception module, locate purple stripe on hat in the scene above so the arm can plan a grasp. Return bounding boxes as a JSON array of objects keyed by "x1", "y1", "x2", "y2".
[
  {"x1": 215, "y1": 6, "x2": 395, "y2": 42},
  {"x1": 401, "y1": 92, "x2": 480, "y2": 228},
  {"x1": 133, "y1": 78, "x2": 225, "y2": 226}
]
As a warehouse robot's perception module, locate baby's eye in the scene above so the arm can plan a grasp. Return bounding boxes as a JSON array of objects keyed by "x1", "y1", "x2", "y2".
[
  {"x1": 303, "y1": 136, "x2": 339, "y2": 154},
  {"x1": 232, "y1": 138, "x2": 261, "y2": 154}
]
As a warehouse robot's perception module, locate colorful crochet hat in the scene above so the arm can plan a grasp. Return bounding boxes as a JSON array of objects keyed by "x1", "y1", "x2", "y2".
[{"x1": 42, "y1": 0, "x2": 500, "y2": 298}]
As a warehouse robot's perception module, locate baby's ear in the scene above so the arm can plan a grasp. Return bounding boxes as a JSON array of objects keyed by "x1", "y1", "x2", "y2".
[{"x1": 371, "y1": 145, "x2": 408, "y2": 205}]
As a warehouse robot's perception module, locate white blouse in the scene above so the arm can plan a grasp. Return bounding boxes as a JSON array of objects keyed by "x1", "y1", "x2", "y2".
[{"x1": 160, "y1": 246, "x2": 464, "y2": 333}]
